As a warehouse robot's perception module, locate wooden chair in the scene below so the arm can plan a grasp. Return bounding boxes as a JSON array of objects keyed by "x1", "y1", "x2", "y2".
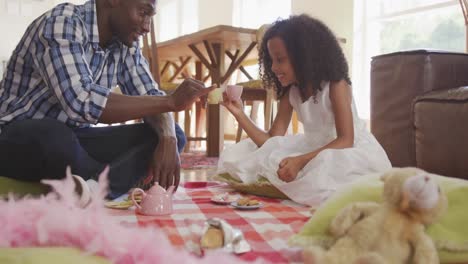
[
  {"x1": 234, "y1": 80, "x2": 276, "y2": 142},
  {"x1": 142, "y1": 19, "x2": 161, "y2": 83}
]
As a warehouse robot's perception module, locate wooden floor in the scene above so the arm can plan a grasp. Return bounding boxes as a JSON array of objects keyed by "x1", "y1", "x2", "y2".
[{"x1": 180, "y1": 168, "x2": 216, "y2": 182}]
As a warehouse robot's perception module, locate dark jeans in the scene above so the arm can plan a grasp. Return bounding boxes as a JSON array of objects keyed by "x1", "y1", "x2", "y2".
[{"x1": 0, "y1": 119, "x2": 186, "y2": 198}]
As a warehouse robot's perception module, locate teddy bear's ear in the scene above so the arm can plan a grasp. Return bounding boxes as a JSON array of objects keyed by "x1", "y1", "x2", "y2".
[
  {"x1": 380, "y1": 167, "x2": 422, "y2": 182},
  {"x1": 380, "y1": 172, "x2": 389, "y2": 182},
  {"x1": 400, "y1": 190, "x2": 410, "y2": 211}
]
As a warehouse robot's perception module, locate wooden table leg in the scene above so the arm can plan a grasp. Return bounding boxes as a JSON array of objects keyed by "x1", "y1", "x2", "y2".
[
  {"x1": 206, "y1": 43, "x2": 225, "y2": 157},
  {"x1": 195, "y1": 102, "x2": 206, "y2": 149},
  {"x1": 188, "y1": 42, "x2": 227, "y2": 157},
  {"x1": 206, "y1": 104, "x2": 223, "y2": 157}
]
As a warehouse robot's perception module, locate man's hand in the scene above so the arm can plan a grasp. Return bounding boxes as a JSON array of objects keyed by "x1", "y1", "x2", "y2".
[
  {"x1": 277, "y1": 155, "x2": 309, "y2": 182},
  {"x1": 151, "y1": 136, "x2": 180, "y2": 190},
  {"x1": 169, "y1": 78, "x2": 215, "y2": 112}
]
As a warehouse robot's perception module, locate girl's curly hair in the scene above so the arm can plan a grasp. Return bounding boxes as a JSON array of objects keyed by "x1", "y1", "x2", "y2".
[{"x1": 259, "y1": 14, "x2": 351, "y2": 101}]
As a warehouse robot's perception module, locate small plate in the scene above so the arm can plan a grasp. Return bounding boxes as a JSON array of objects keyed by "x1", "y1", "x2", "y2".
[
  {"x1": 104, "y1": 200, "x2": 134, "y2": 210},
  {"x1": 210, "y1": 193, "x2": 236, "y2": 205},
  {"x1": 211, "y1": 197, "x2": 235, "y2": 205},
  {"x1": 230, "y1": 201, "x2": 263, "y2": 210}
]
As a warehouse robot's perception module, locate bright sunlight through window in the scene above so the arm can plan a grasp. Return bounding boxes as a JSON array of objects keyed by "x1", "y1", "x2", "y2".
[{"x1": 353, "y1": 0, "x2": 464, "y2": 119}]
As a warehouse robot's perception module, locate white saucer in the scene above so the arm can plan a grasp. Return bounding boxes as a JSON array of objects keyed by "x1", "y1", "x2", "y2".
[
  {"x1": 210, "y1": 197, "x2": 235, "y2": 205},
  {"x1": 210, "y1": 193, "x2": 237, "y2": 205},
  {"x1": 230, "y1": 201, "x2": 263, "y2": 210}
]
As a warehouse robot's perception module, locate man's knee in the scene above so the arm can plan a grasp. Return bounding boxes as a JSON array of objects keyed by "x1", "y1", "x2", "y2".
[
  {"x1": 3, "y1": 119, "x2": 73, "y2": 139},
  {"x1": 175, "y1": 123, "x2": 186, "y2": 153},
  {"x1": 2, "y1": 119, "x2": 80, "y2": 179},
  {"x1": 21, "y1": 120, "x2": 77, "y2": 154}
]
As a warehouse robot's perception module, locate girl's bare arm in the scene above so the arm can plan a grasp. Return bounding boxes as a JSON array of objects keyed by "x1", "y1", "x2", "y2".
[
  {"x1": 297, "y1": 79, "x2": 355, "y2": 162},
  {"x1": 277, "y1": 80, "x2": 355, "y2": 181},
  {"x1": 230, "y1": 90, "x2": 293, "y2": 147}
]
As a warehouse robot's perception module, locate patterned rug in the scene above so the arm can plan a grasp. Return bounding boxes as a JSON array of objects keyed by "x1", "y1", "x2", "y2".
[{"x1": 180, "y1": 152, "x2": 219, "y2": 170}]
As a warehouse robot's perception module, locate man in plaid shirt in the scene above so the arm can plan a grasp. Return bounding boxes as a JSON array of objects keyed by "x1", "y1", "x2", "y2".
[{"x1": 0, "y1": 0, "x2": 212, "y2": 200}]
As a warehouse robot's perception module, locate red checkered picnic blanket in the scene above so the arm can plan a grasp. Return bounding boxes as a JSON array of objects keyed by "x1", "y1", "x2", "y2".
[{"x1": 107, "y1": 181, "x2": 313, "y2": 263}]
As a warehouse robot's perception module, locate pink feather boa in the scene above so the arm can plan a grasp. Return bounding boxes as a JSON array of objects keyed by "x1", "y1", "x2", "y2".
[{"x1": 0, "y1": 167, "x2": 256, "y2": 263}]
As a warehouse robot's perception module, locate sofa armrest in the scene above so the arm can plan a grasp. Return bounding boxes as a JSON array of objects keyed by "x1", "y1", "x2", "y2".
[
  {"x1": 371, "y1": 50, "x2": 468, "y2": 167},
  {"x1": 413, "y1": 87, "x2": 468, "y2": 179}
]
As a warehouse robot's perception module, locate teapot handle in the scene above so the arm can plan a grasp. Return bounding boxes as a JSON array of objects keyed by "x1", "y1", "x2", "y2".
[{"x1": 131, "y1": 188, "x2": 145, "y2": 210}]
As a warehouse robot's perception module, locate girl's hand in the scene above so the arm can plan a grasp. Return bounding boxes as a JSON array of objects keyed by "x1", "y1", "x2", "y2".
[
  {"x1": 220, "y1": 92, "x2": 244, "y2": 116},
  {"x1": 277, "y1": 155, "x2": 309, "y2": 182}
]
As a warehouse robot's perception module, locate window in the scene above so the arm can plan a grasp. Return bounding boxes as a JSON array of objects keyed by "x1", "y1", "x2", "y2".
[
  {"x1": 1, "y1": 59, "x2": 7, "y2": 78},
  {"x1": 352, "y1": 0, "x2": 464, "y2": 119},
  {"x1": 180, "y1": 0, "x2": 198, "y2": 35},
  {"x1": 155, "y1": 0, "x2": 198, "y2": 42},
  {"x1": 157, "y1": 0, "x2": 179, "y2": 41},
  {"x1": 232, "y1": 0, "x2": 291, "y2": 82},
  {"x1": 232, "y1": 0, "x2": 291, "y2": 29}
]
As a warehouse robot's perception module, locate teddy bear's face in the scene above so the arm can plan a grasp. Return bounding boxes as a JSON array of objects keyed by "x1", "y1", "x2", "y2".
[
  {"x1": 381, "y1": 168, "x2": 447, "y2": 225},
  {"x1": 403, "y1": 174, "x2": 440, "y2": 210}
]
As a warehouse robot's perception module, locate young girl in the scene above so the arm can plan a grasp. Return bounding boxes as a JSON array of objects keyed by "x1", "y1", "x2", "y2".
[{"x1": 217, "y1": 14, "x2": 391, "y2": 206}]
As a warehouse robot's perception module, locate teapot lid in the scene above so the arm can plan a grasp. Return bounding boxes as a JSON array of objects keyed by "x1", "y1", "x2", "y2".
[{"x1": 146, "y1": 182, "x2": 166, "y2": 195}]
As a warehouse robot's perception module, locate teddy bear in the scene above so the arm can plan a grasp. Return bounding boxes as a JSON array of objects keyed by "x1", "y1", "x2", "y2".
[{"x1": 303, "y1": 167, "x2": 448, "y2": 264}]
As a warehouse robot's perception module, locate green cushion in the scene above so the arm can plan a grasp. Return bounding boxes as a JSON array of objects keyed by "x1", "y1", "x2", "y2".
[
  {"x1": 289, "y1": 174, "x2": 468, "y2": 264},
  {"x1": 236, "y1": 80, "x2": 263, "y2": 89},
  {"x1": 215, "y1": 173, "x2": 288, "y2": 199},
  {"x1": 0, "y1": 248, "x2": 109, "y2": 264},
  {"x1": 0, "y1": 176, "x2": 49, "y2": 198}
]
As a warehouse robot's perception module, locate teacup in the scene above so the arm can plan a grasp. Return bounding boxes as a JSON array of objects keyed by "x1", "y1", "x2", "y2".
[
  {"x1": 226, "y1": 85, "x2": 243, "y2": 101},
  {"x1": 207, "y1": 88, "x2": 223, "y2": 104}
]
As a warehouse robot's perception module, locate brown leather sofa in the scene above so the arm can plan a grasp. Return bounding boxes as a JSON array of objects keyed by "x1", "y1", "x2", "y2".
[{"x1": 370, "y1": 50, "x2": 468, "y2": 180}]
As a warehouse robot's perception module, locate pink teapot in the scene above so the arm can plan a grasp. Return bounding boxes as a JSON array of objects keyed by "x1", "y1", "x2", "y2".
[{"x1": 131, "y1": 183, "x2": 175, "y2": 216}]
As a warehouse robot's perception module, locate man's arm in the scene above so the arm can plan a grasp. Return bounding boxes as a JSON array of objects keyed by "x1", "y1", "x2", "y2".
[
  {"x1": 144, "y1": 113, "x2": 176, "y2": 137},
  {"x1": 36, "y1": 15, "x2": 211, "y2": 126},
  {"x1": 144, "y1": 113, "x2": 180, "y2": 189},
  {"x1": 98, "y1": 92, "x2": 175, "y2": 124},
  {"x1": 110, "y1": 40, "x2": 213, "y2": 191}
]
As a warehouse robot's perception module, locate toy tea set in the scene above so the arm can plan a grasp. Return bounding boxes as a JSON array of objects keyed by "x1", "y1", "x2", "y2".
[
  {"x1": 104, "y1": 182, "x2": 174, "y2": 215},
  {"x1": 130, "y1": 183, "x2": 174, "y2": 215}
]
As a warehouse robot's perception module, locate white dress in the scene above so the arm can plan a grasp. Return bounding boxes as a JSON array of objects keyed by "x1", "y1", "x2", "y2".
[{"x1": 217, "y1": 82, "x2": 391, "y2": 206}]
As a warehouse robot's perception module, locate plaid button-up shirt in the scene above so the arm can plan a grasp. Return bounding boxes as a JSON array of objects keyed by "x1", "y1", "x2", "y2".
[{"x1": 0, "y1": 0, "x2": 162, "y2": 132}]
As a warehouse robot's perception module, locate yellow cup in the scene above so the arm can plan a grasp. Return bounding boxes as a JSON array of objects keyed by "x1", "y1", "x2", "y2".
[{"x1": 207, "y1": 88, "x2": 223, "y2": 104}]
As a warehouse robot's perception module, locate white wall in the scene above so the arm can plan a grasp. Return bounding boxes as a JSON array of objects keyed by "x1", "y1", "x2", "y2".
[
  {"x1": 0, "y1": 0, "x2": 353, "y2": 58},
  {"x1": 0, "y1": 0, "x2": 84, "y2": 74},
  {"x1": 198, "y1": 0, "x2": 233, "y2": 29},
  {"x1": 0, "y1": 0, "x2": 52, "y2": 64},
  {"x1": 291, "y1": 0, "x2": 354, "y2": 73},
  {"x1": 218, "y1": 0, "x2": 354, "y2": 67},
  {"x1": 170, "y1": 0, "x2": 355, "y2": 66},
  {"x1": 0, "y1": 0, "x2": 354, "y2": 76}
]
